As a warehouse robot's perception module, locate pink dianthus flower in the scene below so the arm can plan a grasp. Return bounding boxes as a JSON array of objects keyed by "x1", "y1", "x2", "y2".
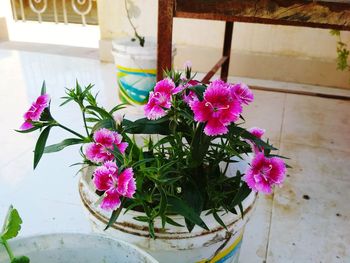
[
  {"x1": 230, "y1": 83, "x2": 254, "y2": 105},
  {"x1": 85, "y1": 128, "x2": 128, "y2": 163},
  {"x1": 93, "y1": 161, "x2": 136, "y2": 210},
  {"x1": 182, "y1": 79, "x2": 200, "y2": 105},
  {"x1": 244, "y1": 153, "x2": 286, "y2": 194},
  {"x1": 190, "y1": 80, "x2": 242, "y2": 136},
  {"x1": 20, "y1": 94, "x2": 50, "y2": 130},
  {"x1": 144, "y1": 78, "x2": 179, "y2": 120},
  {"x1": 247, "y1": 127, "x2": 266, "y2": 154}
]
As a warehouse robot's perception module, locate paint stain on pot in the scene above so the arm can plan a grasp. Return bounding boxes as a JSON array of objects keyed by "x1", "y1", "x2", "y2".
[{"x1": 203, "y1": 233, "x2": 226, "y2": 247}]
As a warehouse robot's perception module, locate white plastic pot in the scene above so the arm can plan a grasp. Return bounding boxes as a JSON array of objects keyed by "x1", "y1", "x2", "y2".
[
  {"x1": 79, "y1": 157, "x2": 257, "y2": 263},
  {"x1": 0, "y1": 233, "x2": 158, "y2": 263},
  {"x1": 112, "y1": 38, "x2": 176, "y2": 105}
]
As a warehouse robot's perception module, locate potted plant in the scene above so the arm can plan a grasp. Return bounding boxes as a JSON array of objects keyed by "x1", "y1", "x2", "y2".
[
  {"x1": 113, "y1": 0, "x2": 176, "y2": 105},
  {"x1": 17, "y1": 66, "x2": 287, "y2": 263}
]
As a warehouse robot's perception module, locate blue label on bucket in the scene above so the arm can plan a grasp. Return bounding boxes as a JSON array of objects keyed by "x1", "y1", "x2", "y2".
[
  {"x1": 117, "y1": 65, "x2": 156, "y2": 105},
  {"x1": 197, "y1": 234, "x2": 243, "y2": 263}
]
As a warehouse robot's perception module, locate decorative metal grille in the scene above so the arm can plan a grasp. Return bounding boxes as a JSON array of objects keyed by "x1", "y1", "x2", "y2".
[{"x1": 10, "y1": 0, "x2": 98, "y2": 26}]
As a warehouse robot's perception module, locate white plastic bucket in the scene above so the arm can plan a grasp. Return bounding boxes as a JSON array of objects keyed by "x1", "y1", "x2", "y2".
[
  {"x1": 112, "y1": 38, "x2": 176, "y2": 105},
  {"x1": 0, "y1": 233, "x2": 158, "y2": 263},
  {"x1": 79, "y1": 158, "x2": 257, "y2": 263}
]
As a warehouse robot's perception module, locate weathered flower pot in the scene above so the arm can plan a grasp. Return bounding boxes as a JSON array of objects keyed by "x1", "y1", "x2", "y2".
[
  {"x1": 112, "y1": 38, "x2": 176, "y2": 105},
  {"x1": 79, "y1": 159, "x2": 257, "y2": 263},
  {"x1": 0, "y1": 233, "x2": 158, "y2": 263}
]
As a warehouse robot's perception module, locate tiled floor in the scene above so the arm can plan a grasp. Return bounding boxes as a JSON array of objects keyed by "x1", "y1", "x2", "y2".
[{"x1": 0, "y1": 46, "x2": 349, "y2": 263}]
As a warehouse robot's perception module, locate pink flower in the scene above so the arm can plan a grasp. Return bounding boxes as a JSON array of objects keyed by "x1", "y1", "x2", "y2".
[
  {"x1": 247, "y1": 127, "x2": 265, "y2": 154},
  {"x1": 182, "y1": 79, "x2": 200, "y2": 105},
  {"x1": 190, "y1": 80, "x2": 242, "y2": 136},
  {"x1": 249, "y1": 127, "x2": 265, "y2": 139},
  {"x1": 183, "y1": 90, "x2": 198, "y2": 105},
  {"x1": 93, "y1": 161, "x2": 136, "y2": 210},
  {"x1": 20, "y1": 94, "x2": 50, "y2": 130},
  {"x1": 154, "y1": 78, "x2": 176, "y2": 94},
  {"x1": 244, "y1": 153, "x2": 286, "y2": 194},
  {"x1": 85, "y1": 128, "x2": 128, "y2": 163},
  {"x1": 230, "y1": 83, "x2": 254, "y2": 105},
  {"x1": 144, "y1": 78, "x2": 178, "y2": 120}
]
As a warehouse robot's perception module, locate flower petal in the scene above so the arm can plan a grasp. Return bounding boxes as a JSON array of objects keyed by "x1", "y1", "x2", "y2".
[
  {"x1": 117, "y1": 168, "x2": 135, "y2": 198},
  {"x1": 19, "y1": 120, "x2": 34, "y2": 130},
  {"x1": 204, "y1": 118, "x2": 228, "y2": 136},
  {"x1": 101, "y1": 189, "x2": 121, "y2": 210},
  {"x1": 154, "y1": 78, "x2": 176, "y2": 94},
  {"x1": 94, "y1": 128, "x2": 115, "y2": 146},
  {"x1": 93, "y1": 166, "x2": 112, "y2": 191},
  {"x1": 248, "y1": 127, "x2": 265, "y2": 139},
  {"x1": 144, "y1": 94, "x2": 167, "y2": 120},
  {"x1": 36, "y1": 94, "x2": 50, "y2": 107},
  {"x1": 85, "y1": 143, "x2": 104, "y2": 163},
  {"x1": 117, "y1": 142, "x2": 128, "y2": 154}
]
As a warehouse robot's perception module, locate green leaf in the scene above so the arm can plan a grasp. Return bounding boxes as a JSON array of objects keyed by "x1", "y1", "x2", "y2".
[
  {"x1": 131, "y1": 158, "x2": 155, "y2": 169},
  {"x1": 148, "y1": 220, "x2": 155, "y2": 239},
  {"x1": 165, "y1": 216, "x2": 184, "y2": 227},
  {"x1": 213, "y1": 211, "x2": 227, "y2": 230},
  {"x1": 230, "y1": 182, "x2": 252, "y2": 217},
  {"x1": 183, "y1": 182, "x2": 204, "y2": 232},
  {"x1": 59, "y1": 97, "x2": 73, "y2": 107},
  {"x1": 40, "y1": 81, "x2": 46, "y2": 95},
  {"x1": 168, "y1": 196, "x2": 208, "y2": 231},
  {"x1": 33, "y1": 126, "x2": 52, "y2": 169},
  {"x1": 85, "y1": 117, "x2": 100, "y2": 123},
  {"x1": 190, "y1": 123, "x2": 211, "y2": 167},
  {"x1": 75, "y1": 80, "x2": 82, "y2": 94},
  {"x1": 109, "y1": 103, "x2": 128, "y2": 114},
  {"x1": 104, "y1": 202, "x2": 124, "y2": 230},
  {"x1": 230, "y1": 125, "x2": 277, "y2": 151},
  {"x1": 133, "y1": 216, "x2": 149, "y2": 222},
  {"x1": 11, "y1": 256, "x2": 30, "y2": 263},
  {"x1": 15, "y1": 126, "x2": 42, "y2": 133},
  {"x1": 91, "y1": 119, "x2": 116, "y2": 133},
  {"x1": 122, "y1": 118, "x2": 171, "y2": 135},
  {"x1": 1, "y1": 206, "x2": 23, "y2": 241},
  {"x1": 44, "y1": 138, "x2": 84, "y2": 153},
  {"x1": 85, "y1": 105, "x2": 113, "y2": 120},
  {"x1": 158, "y1": 187, "x2": 167, "y2": 228}
]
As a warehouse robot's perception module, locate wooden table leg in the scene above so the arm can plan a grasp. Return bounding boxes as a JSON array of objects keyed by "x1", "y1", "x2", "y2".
[
  {"x1": 157, "y1": 0, "x2": 174, "y2": 81},
  {"x1": 220, "y1": 21, "x2": 234, "y2": 82}
]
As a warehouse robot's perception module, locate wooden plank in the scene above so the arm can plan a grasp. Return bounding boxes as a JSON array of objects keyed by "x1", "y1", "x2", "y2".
[
  {"x1": 157, "y1": 0, "x2": 174, "y2": 81},
  {"x1": 201, "y1": 56, "x2": 228, "y2": 83},
  {"x1": 175, "y1": 0, "x2": 350, "y2": 30},
  {"x1": 250, "y1": 85, "x2": 350, "y2": 100},
  {"x1": 221, "y1": 22, "x2": 234, "y2": 82}
]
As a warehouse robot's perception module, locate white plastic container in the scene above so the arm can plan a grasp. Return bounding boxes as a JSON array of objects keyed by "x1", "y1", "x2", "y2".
[
  {"x1": 79, "y1": 158, "x2": 257, "y2": 263},
  {"x1": 112, "y1": 38, "x2": 176, "y2": 105},
  {"x1": 0, "y1": 233, "x2": 158, "y2": 263}
]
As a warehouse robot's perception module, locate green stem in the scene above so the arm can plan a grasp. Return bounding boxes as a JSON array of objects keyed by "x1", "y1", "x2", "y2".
[
  {"x1": 57, "y1": 124, "x2": 85, "y2": 140},
  {"x1": 1, "y1": 238, "x2": 14, "y2": 261},
  {"x1": 81, "y1": 108, "x2": 90, "y2": 138},
  {"x1": 124, "y1": 0, "x2": 145, "y2": 47},
  {"x1": 223, "y1": 161, "x2": 230, "y2": 176}
]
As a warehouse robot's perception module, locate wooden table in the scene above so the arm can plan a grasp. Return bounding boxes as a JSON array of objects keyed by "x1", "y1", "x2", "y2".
[{"x1": 157, "y1": 0, "x2": 350, "y2": 84}]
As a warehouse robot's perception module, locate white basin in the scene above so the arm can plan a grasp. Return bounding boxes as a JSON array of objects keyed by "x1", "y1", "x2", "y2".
[{"x1": 0, "y1": 233, "x2": 158, "y2": 263}]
